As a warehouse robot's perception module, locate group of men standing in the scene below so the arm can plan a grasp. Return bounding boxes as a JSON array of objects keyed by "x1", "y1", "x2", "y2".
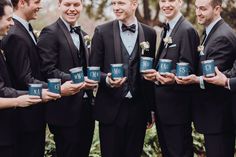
[{"x1": 0, "y1": 0, "x2": 236, "y2": 157}]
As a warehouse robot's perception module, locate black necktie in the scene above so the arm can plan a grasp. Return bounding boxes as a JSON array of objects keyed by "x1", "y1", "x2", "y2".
[
  {"x1": 28, "y1": 23, "x2": 37, "y2": 42},
  {"x1": 70, "y1": 26, "x2": 81, "y2": 34},
  {"x1": 121, "y1": 24, "x2": 136, "y2": 33}
]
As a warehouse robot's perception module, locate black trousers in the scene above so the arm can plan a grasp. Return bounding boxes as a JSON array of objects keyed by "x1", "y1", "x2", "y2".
[
  {"x1": 99, "y1": 98, "x2": 147, "y2": 157},
  {"x1": 0, "y1": 145, "x2": 14, "y2": 157},
  {"x1": 156, "y1": 122, "x2": 193, "y2": 157},
  {"x1": 15, "y1": 128, "x2": 46, "y2": 157},
  {"x1": 49, "y1": 99, "x2": 95, "y2": 157},
  {"x1": 204, "y1": 132, "x2": 235, "y2": 157}
]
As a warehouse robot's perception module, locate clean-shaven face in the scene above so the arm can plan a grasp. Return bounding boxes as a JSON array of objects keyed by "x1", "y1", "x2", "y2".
[
  {"x1": 159, "y1": 0, "x2": 182, "y2": 21},
  {"x1": 0, "y1": 6, "x2": 14, "y2": 36},
  {"x1": 23, "y1": 0, "x2": 42, "y2": 21},
  {"x1": 59, "y1": 0, "x2": 83, "y2": 26},
  {"x1": 111, "y1": 0, "x2": 137, "y2": 24},
  {"x1": 195, "y1": 0, "x2": 219, "y2": 27}
]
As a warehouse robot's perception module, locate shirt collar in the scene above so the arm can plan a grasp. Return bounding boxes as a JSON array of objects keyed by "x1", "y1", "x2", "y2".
[
  {"x1": 60, "y1": 17, "x2": 80, "y2": 32},
  {"x1": 205, "y1": 17, "x2": 222, "y2": 36},
  {"x1": 118, "y1": 18, "x2": 138, "y2": 33},
  {"x1": 167, "y1": 12, "x2": 182, "y2": 31},
  {"x1": 13, "y1": 14, "x2": 30, "y2": 32}
]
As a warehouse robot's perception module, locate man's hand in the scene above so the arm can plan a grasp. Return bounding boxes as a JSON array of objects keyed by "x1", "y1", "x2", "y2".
[
  {"x1": 175, "y1": 74, "x2": 199, "y2": 85},
  {"x1": 16, "y1": 95, "x2": 42, "y2": 107},
  {"x1": 156, "y1": 72, "x2": 175, "y2": 85},
  {"x1": 42, "y1": 89, "x2": 61, "y2": 102},
  {"x1": 61, "y1": 81, "x2": 85, "y2": 96},
  {"x1": 107, "y1": 73, "x2": 127, "y2": 88},
  {"x1": 203, "y1": 67, "x2": 228, "y2": 87},
  {"x1": 83, "y1": 77, "x2": 99, "y2": 90},
  {"x1": 142, "y1": 69, "x2": 158, "y2": 82}
]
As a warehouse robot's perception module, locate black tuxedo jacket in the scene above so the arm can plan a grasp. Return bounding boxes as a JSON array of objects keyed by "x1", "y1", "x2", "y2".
[
  {"x1": 230, "y1": 78, "x2": 236, "y2": 92},
  {"x1": 90, "y1": 20, "x2": 156, "y2": 124},
  {"x1": 37, "y1": 18, "x2": 91, "y2": 127},
  {"x1": 154, "y1": 16, "x2": 199, "y2": 125},
  {"x1": 1, "y1": 19, "x2": 46, "y2": 131},
  {"x1": 193, "y1": 19, "x2": 236, "y2": 134}
]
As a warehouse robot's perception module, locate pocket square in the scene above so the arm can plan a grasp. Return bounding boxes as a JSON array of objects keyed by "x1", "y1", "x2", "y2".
[{"x1": 169, "y1": 44, "x2": 177, "y2": 48}]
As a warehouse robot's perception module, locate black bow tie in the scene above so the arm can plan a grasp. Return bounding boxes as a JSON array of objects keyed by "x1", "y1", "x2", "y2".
[
  {"x1": 70, "y1": 26, "x2": 81, "y2": 33},
  {"x1": 121, "y1": 24, "x2": 136, "y2": 33},
  {"x1": 163, "y1": 23, "x2": 170, "y2": 32}
]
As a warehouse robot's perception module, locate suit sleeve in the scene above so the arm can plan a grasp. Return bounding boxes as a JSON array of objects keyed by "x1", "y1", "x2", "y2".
[
  {"x1": 4, "y1": 35, "x2": 45, "y2": 89},
  {"x1": 224, "y1": 59, "x2": 236, "y2": 78},
  {"x1": 230, "y1": 78, "x2": 236, "y2": 92},
  {"x1": 37, "y1": 27, "x2": 70, "y2": 82},
  {"x1": 179, "y1": 28, "x2": 200, "y2": 74},
  {"x1": 90, "y1": 27, "x2": 107, "y2": 86}
]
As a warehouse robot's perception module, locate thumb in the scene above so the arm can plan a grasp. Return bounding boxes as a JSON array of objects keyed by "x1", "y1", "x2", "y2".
[{"x1": 215, "y1": 66, "x2": 221, "y2": 74}]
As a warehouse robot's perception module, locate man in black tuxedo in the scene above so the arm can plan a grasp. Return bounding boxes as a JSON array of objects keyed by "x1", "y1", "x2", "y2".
[
  {"x1": 0, "y1": 0, "x2": 42, "y2": 157},
  {"x1": 37, "y1": 0, "x2": 96, "y2": 156},
  {"x1": 176, "y1": 0, "x2": 236, "y2": 156},
  {"x1": 143, "y1": 0, "x2": 199, "y2": 156},
  {"x1": 1, "y1": 0, "x2": 61, "y2": 157},
  {"x1": 90, "y1": 0, "x2": 156, "y2": 156}
]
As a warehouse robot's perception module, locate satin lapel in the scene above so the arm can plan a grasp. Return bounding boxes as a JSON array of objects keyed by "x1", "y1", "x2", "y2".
[
  {"x1": 79, "y1": 31, "x2": 90, "y2": 66},
  {"x1": 160, "y1": 16, "x2": 185, "y2": 59},
  {"x1": 13, "y1": 19, "x2": 36, "y2": 46},
  {"x1": 113, "y1": 20, "x2": 122, "y2": 63},
  {"x1": 154, "y1": 30, "x2": 165, "y2": 66},
  {"x1": 138, "y1": 22, "x2": 145, "y2": 58},
  {"x1": 57, "y1": 18, "x2": 78, "y2": 66}
]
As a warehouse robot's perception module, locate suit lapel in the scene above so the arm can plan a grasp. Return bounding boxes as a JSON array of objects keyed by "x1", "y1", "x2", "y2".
[
  {"x1": 13, "y1": 19, "x2": 36, "y2": 46},
  {"x1": 79, "y1": 31, "x2": 90, "y2": 66},
  {"x1": 138, "y1": 22, "x2": 145, "y2": 57},
  {"x1": 113, "y1": 20, "x2": 122, "y2": 63},
  {"x1": 57, "y1": 18, "x2": 79, "y2": 66},
  {"x1": 159, "y1": 16, "x2": 185, "y2": 59}
]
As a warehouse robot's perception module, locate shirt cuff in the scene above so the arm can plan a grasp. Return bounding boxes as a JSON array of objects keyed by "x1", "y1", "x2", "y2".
[{"x1": 199, "y1": 76, "x2": 205, "y2": 89}]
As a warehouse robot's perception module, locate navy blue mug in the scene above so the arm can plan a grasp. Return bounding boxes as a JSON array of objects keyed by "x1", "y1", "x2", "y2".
[
  {"x1": 158, "y1": 59, "x2": 172, "y2": 75},
  {"x1": 28, "y1": 84, "x2": 42, "y2": 97},
  {"x1": 140, "y1": 57, "x2": 153, "y2": 72},
  {"x1": 201, "y1": 60, "x2": 215, "y2": 77},
  {"x1": 176, "y1": 62, "x2": 189, "y2": 78},
  {"x1": 110, "y1": 64, "x2": 124, "y2": 80},
  {"x1": 48, "y1": 78, "x2": 61, "y2": 94},
  {"x1": 69, "y1": 67, "x2": 84, "y2": 84},
  {"x1": 87, "y1": 66, "x2": 101, "y2": 82}
]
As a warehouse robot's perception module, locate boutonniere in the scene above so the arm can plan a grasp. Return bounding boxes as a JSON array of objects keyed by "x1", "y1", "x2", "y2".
[
  {"x1": 140, "y1": 41, "x2": 150, "y2": 55},
  {"x1": 84, "y1": 35, "x2": 92, "y2": 48},
  {"x1": 0, "y1": 49, "x2": 6, "y2": 61},
  {"x1": 198, "y1": 45, "x2": 204, "y2": 56},
  {"x1": 163, "y1": 36, "x2": 173, "y2": 48}
]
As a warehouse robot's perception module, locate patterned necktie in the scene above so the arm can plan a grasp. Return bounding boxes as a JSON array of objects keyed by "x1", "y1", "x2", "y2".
[{"x1": 121, "y1": 24, "x2": 136, "y2": 33}]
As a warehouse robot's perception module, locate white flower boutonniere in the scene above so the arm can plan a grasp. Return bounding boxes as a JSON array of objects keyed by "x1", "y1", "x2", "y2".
[
  {"x1": 84, "y1": 35, "x2": 92, "y2": 48},
  {"x1": 163, "y1": 36, "x2": 173, "y2": 48},
  {"x1": 198, "y1": 45, "x2": 204, "y2": 56},
  {"x1": 140, "y1": 41, "x2": 150, "y2": 55}
]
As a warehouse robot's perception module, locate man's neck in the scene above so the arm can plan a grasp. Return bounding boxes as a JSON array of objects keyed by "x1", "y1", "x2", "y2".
[
  {"x1": 120, "y1": 15, "x2": 136, "y2": 26},
  {"x1": 14, "y1": 10, "x2": 29, "y2": 22}
]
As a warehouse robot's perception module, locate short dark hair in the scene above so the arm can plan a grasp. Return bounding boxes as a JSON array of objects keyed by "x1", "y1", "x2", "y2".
[
  {"x1": 58, "y1": 0, "x2": 83, "y2": 3},
  {"x1": 210, "y1": 0, "x2": 222, "y2": 8},
  {"x1": 0, "y1": 0, "x2": 12, "y2": 17},
  {"x1": 11, "y1": 0, "x2": 29, "y2": 8}
]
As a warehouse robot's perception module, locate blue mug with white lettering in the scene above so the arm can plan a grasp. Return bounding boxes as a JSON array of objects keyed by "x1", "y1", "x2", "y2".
[
  {"x1": 87, "y1": 66, "x2": 101, "y2": 82},
  {"x1": 201, "y1": 60, "x2": 215, "y2": 77},
  {"x1": 158, "y1": 59, "x2": 172, "y2": 75},
  {"x1": 110, "y1": 64, "x2": 124, "y2": 80},
  {"x1": 28, "y1": 84, "x2": 42, "y2": 97},
  {"x1": 69, "y1": 67, "x2": 84, "y2": 84},
  {"x1": 48, "y1": 78, "x2": 61, "y2": 94},
  {"x1": 176, "y1": 62, "x2": 189, "y2": 78},
  {"x1": 140, "y1": 57, "x2": 153, "y2": 72}
]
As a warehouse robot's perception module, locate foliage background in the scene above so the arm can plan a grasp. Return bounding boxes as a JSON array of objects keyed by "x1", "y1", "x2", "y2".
[{"x1": 38, "y1": 0, "x2": 236, "y2": 156}]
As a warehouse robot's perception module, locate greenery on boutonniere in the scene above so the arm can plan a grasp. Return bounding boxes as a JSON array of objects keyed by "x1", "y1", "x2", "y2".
[
  {"x1": 140, "y1": 41, "x2": 150, "y2": 55},
  {"x1": 84, "y1": 35, "x2": 92, "y2": 48},
  {"x1": 163, "y1": 36, "x2": 173, "y2": 48},
  {"x1": 198, "y1": 45, "x2": 204, "y2": 56}
]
